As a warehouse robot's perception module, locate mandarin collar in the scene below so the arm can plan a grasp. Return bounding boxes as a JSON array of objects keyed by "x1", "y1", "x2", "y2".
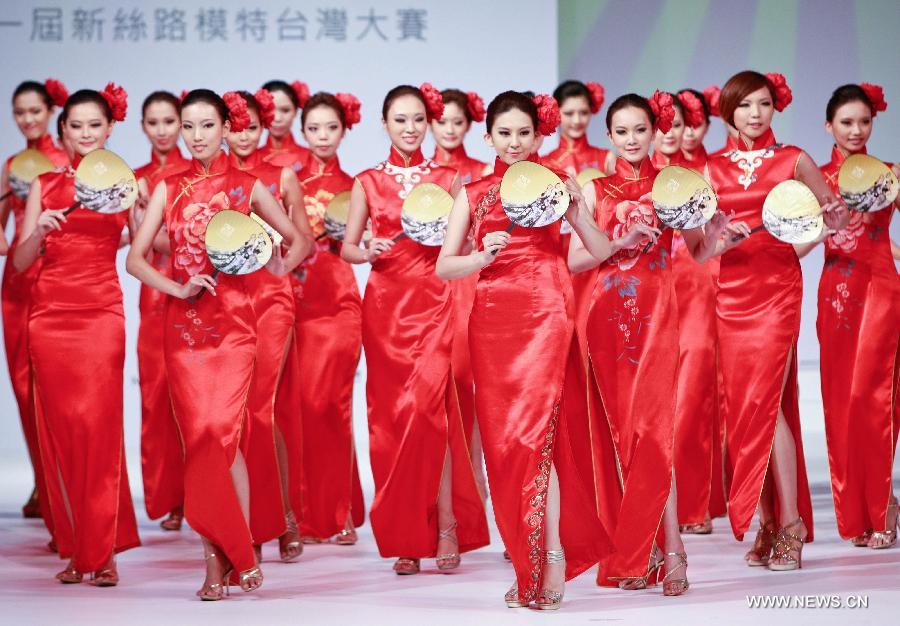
[
  {"x1": 228, "y1": 148, "x2": 265, "y2": 171},
  {"x1": 561, "y1": 134, "x2": 590, "y2": 152},
  {"x1": 309, "y1": 153, "x2": 340, "y2": 175},
  {"x1": 434, "y1": 143, "x2": 469, "y2": 165},
  {"x1": 29, "y1": 134, "x2": 58, "y2": 153},
  {"x1": 729, "y1": 127, "x2": 777, "y2": 151},
  {"x1": 266, "y1": 132, "x2": 299, "y2": 151},
  {"x1": 151, "y1": 147, "x2": 188, "y2": 169},
  {"x1": 388, "y1": 145, "x2": 424, "y2": 167},
  {"x1": 491, "y1": 152, "x2": 541, "y2": 179},
  {"x1": 683, "y1": 144, "x2": 708, "y2": 163},
  {"x1": 190, "y1": 150, "x2": 229, "y2": 176},
  {"x1": 651, "y1": 149, "x2": 686, "y2": 169},
  {"x1": 614, "y1": 155, "x2": 654, "y2": 180},
  {"x1": 830, "y1": 143, "x2": 867, "y2": 166}
]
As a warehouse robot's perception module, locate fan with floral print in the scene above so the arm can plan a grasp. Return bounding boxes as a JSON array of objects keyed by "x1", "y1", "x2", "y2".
[
  {"x1": 760, "y1": 180, "x2": 824, "y2": 244},
  {"x1": 499, "y1": 160, "x2": 569, "y2": 232},
  {"x1": 392, "y1": 182, "x2": 454, "y2": 246},
  {"x1": 62, "y1": 149, "x2": 138, "y2": 215},
  {"x1": 1, "y1": 149, "x2": 54, "y2": 201},
  {"x1": 838, "y1": 154, "x2": 898, "y2": 213}
]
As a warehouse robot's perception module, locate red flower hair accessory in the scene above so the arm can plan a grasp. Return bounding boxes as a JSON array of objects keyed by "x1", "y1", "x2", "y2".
[
  {"x1": 677, "y1": 90, "x2": 706, "y2": 128},
  {"x1": 702, "y1": 85, "x2": 721, "y2": 117},
  {"x1": 586, "y1": 81, "x2": 605, "y2": 114},
  {"x1": 533, "y1": 93, "x2": 561, "y2": 136},
  {"x1": 291, "y1": 80, "x2": 310, "y2": 108},
  {"x1": 648, "y1": 90, "x2": 675, "y2": 134},
  {"x1": 223, "y1": 91, "x2": 251, "y2": 132},
  {"x1": 254, "y1": 88, "x2": 276, "y2": 128},
  {"x1": 100, "y1": 82, "x2": 128, "y2": 122},
  {"x1": 419, "y1": 82, "x2": 444, "y2": 122},
  {"x1": 765, "y1": 72, "x2": 793, "y2": 112},
  {"x1": 44, "y1": 79, "x2": 68, "y2": 107},
  {"x1": 335, "y1": 92, "x2": 362, "y2": 129},
  {"x1": 859, "y1": 83, "x2": 887, "y2": 115},
  {"x1": 466, "y1": 91, "x2": 486, "y2": 123},
  {"x1": 178, "y1": 90, "x2": 189, "y2": 105}
]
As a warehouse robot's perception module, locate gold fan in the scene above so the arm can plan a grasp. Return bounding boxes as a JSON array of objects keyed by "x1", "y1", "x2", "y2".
[
  {"x1": 63, "y1": 149, "x2": 137, "y2": 215},
  {"x1": 500, "y1": 160, "x2": 569, "y2": 231},
  {"x1": 322, "y1": 191, "x2": 351, "y2": 241},
  {"x1": 838, "y1": 154, "x2": 898, "y2": 212},
  {"x1": 393, "y1": 182, "x2": 454, "y2": 246},
  {"x1": 205, "y1": 209, "x2": 272, "y2": 276},
  {"x1": 761, "y1": 180, "x2": 823, "y2": 244},
  {"x1": 575, "y1": 167, "x2": 605, "y2": 187},
  {"x1": 651, "y1": 165, "x2": 717, "y2": 229},
  {"x1": 1, "y1": 149, "x2": 55, "y2": 201}
]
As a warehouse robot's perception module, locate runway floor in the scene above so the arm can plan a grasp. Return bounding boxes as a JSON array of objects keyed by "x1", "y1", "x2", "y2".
[{"x1": 1, "y1": 472, "x2": 897, "y2": 626}]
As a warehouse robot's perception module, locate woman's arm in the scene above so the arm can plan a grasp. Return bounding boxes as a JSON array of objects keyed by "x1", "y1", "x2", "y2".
[
  {"x1": 436, "y1": 187, "x2": 505, "y2": 279},
  {"x1": 681, "y1": 210, "x2": 751, "y2": 263},
  {"x1": 0, "y1": 162, "x2": 11, "y2": 232},
  {"x1": 13, "y1": 179, "x2": 66, "y2": 271},
  {"x1": 125, "y1": 183, "x2": 216, "y2": 298},
  {"x1": 250, "y1": 178, "x2": 308, "y2": 275},
  {"x1": 796, "y1": 151, "x2": 849, "y2": 231},
  {"x1": 341, "y1": 179, "x2": 392, "y2": 264}
]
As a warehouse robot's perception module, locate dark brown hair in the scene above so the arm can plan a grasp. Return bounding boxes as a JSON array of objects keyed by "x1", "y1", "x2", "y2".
[
  {"x1": 485, "y1": 91, "x2": 538, "y2": 133},
  {"x1": 825, "y1": 84, "x2": 875, "y2": 122},
  {"x1": 180, "y1": 89, "x2": 229, "y2": 124},
  {"x1": 62, "y1": 89, "x2": 113, "y2": 122},
  {"x1": 605, "y1": 93, "x2": 654, "y2": 131},
  {"x1": 440, "y1": 88, "x2": 472, "y2": 123},
  {"x1": 301, "y1": 92, "x2": 347, "y2": 128},
  {"x1": 12, "y1": 81, "x2": 53, "y2": 109},
  {"x1": 381, "y1": 85, "x2": 426, "y2": 120},
  {"x1": 718, "y1": 71, "x2": 775, "y2": 126},
  {"x1": 262, "y1": 80, "x2": 299, "y2": 109},
  {"x1": 141, "y1": 90, "x2": 180, "y2": 120}
]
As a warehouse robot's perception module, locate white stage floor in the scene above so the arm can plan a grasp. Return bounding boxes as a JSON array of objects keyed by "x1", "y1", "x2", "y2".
[{"x1": 1, "y1": 475, "x2": 897, "y2": 626}]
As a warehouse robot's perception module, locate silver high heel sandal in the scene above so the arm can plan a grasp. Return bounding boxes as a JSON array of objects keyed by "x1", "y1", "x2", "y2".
[
  {"x1": 533, "y1": 549, "x2": 565, "y2": 611},
  {"x1": 196, "y1": 550, "x2": 230, "y2": 601},
  {"x1": 436, "y1": 521, "x2": 461, "y2": 571}
]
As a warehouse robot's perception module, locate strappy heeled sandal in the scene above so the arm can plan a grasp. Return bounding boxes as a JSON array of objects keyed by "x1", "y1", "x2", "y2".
[
  {"x1": 679, "y1": 513, "x2": 713, "y2": 535},
  {"x1": 279, "y1": 510, "x2": 303, "y2": 562},
  {"x1": 238, "y1": 566, "x2": 263, "y2": 592},
  {"x1": 662, "y1": 552, "x2": 689, "y2": 596},
  {"x1": 533, "y1": 549, "x2": 565, "y2": 610},
  {"x1": 868, "y1": 501, "x2": 898, "y2": 550},
  {"x1": 393, "y1": 558, "x2": 420, "y2": 575},
  {"x1": 89, "y1": 556, "x2": 119, "y2": 587},
  {"x1": 768, "y1": 518, "x2": 806, "y2": 571},
  {"x1": 436, "y1": 521, "x2": 460, "y2": 571},
  {"x1": 619, "y1": 548, "x2": 664, "y2": 590},
  {"x1": 160, "y1": 507, "x2": 183, "y2": 531},
  {"x1": 851, "y1": 530, "x2": 873, "y2": 547},
  {"x1": 56, "y1": 562, "x2": 83, "y2": 584},
  {"x1": 196, "y1": 550, "x2": 230, "y2": 601},
  {"x1": 745, "y1": 520, "x2": 777, "y2": 566},
  {"x1": 505, "y1": 583, "x2": 528, "y2": 608}
]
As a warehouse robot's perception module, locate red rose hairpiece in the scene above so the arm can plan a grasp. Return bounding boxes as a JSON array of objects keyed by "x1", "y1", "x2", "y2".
[
  {"x1": 44, "y1": 79, "x2": 68, "y2": 108},
  {"x1": 222, "y1": 91, "x2": 251, "y2": 132},
  {"x1": 677, "y1": 90, "x2": 706, "y2": 128},
  {"x1": 702, "y1": 85, "x2": 721, "y2": 117},
  {"x1": 648, "y1": 90, "x2": 676, "y2": 134},
  {"x1": 466, "y1": 91, "x2": 486, "y2": 123},
  {"x1": 100, "y1": 82, "x2": 128, "y2": 122},
  {"x1": 291, "y1": 80, "x2": 310, "y2": 108},
  {"x1": 533, "y1": 93, "x2": 561, "y2": 136},
  {"x1": 335, "y1": 92, "x2": 362, "y2": 130},
  {"x1": 765, "y1": 72, "x2": 793, "y2": 112},
  {"x1": 254, "y1": 88, "x2": 276, "y2": 128},
  {"x1": 859, "y1": 82, "x2": 887, "y2": 115},
  {"x1": 586, "y1": 81, "x2": 605, "y2": 114},
  {"x1": 178, "y1": 90, "x2": 189, "y2": 105},
  {"x1": 419, "y1": 82, "x2": 444, "y2": 122}
]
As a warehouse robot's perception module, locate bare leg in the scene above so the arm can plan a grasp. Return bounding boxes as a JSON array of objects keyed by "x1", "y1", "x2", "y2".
[
  {"x1": 541, "y1": 464, "x2": 565, "y2": 592},
  {"x1": 436, "y1": 445, "x2": 458, "y2": 560},
  {"x1": 229, "y1": 449, "x2": 251, "y2": 522},
  {"x1": 274, "y1": 425, "x2": 302, "y2": 560},
  {"x1": 662, "y1": 473, "x2": 688, "y2": 594},
  {"x1": 469, "y1": 419, "x2": 488, "y2": 503}
]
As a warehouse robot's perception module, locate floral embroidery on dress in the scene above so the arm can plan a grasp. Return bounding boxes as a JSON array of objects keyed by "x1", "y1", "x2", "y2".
[
  {"x1": 824, "y1": 279, "x2": 861, "y2": 331},
  {"x1": 303, "y1": 188, "x2": 334, "y2": 238},
  {"x1": 607, "y1": 193, "x2": 657, "y2": 271},
  {"x1": 602, "y1": 277, "x2": 650, "y2": 365},
  {"x1": 827, "y1": 212, "x2": 866, "y2": 254},
  {"x1": 375, "y1": 159, "x2": 436, "y2": 200},
  {"x1": 523, "y1": 399, "x2": 559, "y2": 602},
  {"x1": 172, "y1": 307, "x2": 220, "y2": 363},
  {"x1": 172, "y1": 191, "x2": 230, "y2": 276},
  {"x1": 474, "y1": 183, "x2": 499, "y2": 224},
  {"x1": 726, "y1": 146, "x2": 777, "y2": 191}
]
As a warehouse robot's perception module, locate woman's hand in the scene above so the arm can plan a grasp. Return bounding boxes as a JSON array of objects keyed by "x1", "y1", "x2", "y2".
[
  {"x1": 616, "y1": 222, "x2": 660, "y2": 250},
  {"x1": 176, "y1": 274, "x2": 217, "y2": 299},
  {"x1": 564, "y1": 177, "x2": 588, "y2": 223},
  {"x1": 721, "y1": 219, "x2": 752, "y2": 251},
  {"x1": 265, "y1": 242, "x2": 288, "y2": 276},
  {"x1": 36, "y1": 209, "x2": 66, "y2": 237},
  {"x1": 365, "y1": 237, "x2": 394, "y2": 263},
  {"x1": 821, "y1": 198, "x2": 849, "y2": 231},
  {"x1": 479, "y1": 230, "x2": 511, "y2": 264}
]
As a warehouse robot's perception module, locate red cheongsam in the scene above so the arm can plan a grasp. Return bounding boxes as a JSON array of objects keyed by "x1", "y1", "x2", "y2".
[
  {"x1": 682, "y1": 144, "x2": 709, "y2": 171},
  {"x1": 356, "y1": 146, "x2": 489, "y2": 559},
  {"x1": 1, "y1": 134, "x2": 68, "y2": 525},
  {"x1": 134, "y1": 148, "x2": 190, "y2": 521},
  {"x1": 587, "y1": 157, "x2": 679, "y2": 584},
  {"x1": 162, "y1": 151, "x2": 262, "y2": 573},
  {"x1": 293, "y1": 154, "x2": 366, "y2": 539},
  {"x1": 817, "y1": 146, "x2": 899, "y2": 539},
  {"x1": 260, "y1": 132, "x2": 310, "y2": 175},
  {"x1": 30, "y1": 156, "x2": 140, "y2": 571},
  {"x1": 707, "y1": 129, "x2": 814, "y2": 542},
  {"x1": 468, "y1": 155, "x2": 613, "y2": 603}
]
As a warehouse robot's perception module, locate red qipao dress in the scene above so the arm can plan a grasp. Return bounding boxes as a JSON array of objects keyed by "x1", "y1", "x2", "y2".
[
  {"x1": 432, "y1": 144, "x2": 488, "y2": 446},
  {"x1": 293, "y1": 155, "x2": 365, "y2": 539},
  {"x1": 587, "y1": 157, "x2": 679, "y2": 584},
  {"x1": 1, "y1": 134, "x2": 68, "y2": 521},
  {"x1": 134, "y1": 148, "x2": 190, "y2": 521},
  {"x1": 356, "y1": 146, "x2": 489, "y2": 558},
  {"x1": 682, "y1": 144, "x2": 709, "y2": 171},
  {"x1": 162, "y1": 152, "x2": 261, "y2": 572},
  {"x1": 817, "y1": 146, "x2": 898, "y2": 539},
  {"x1": 260, "y1": 132, "x2": 310, "y2": 175},
  {"x1": 467, "y1": 155, "x2": 612, "y2": 602},
  {"x1": 229, "y1": 150, "x2": 297, "y2": 543},
  {"x1": 544, "y1": 135, "x2": 613, "y2": 354},
  {"x1": 29, "y1": 156, "x2": 140, "y2": 571},
  {"x1": 707, "y1": 129, "x2": 814, "y2": 541},
  {"x1": 655, "y1": 149, "x2": 727, "y2": 525}
]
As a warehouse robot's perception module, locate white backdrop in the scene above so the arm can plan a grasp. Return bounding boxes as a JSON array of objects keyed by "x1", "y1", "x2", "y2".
[{"x1": 0, "y1": 0, "x2": 559, "y2": 501}]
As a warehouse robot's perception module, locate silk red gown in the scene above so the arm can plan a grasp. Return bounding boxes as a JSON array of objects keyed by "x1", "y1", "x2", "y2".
[
  {"x1": 682, "y1": 144, "x2": 709, "y2": 171},
  {"x1": 30, "y1": 157, "x2": 140, "y2": 571},
  {"x1": 228, "y1": 150, "x2": 296, "y2": 543},
  {"x1": 707, "y1": 129, "x2": 814, "y2": 542},
  {"x1": 1, "y1": 134, "x2": 68, "y2": 524},
  {"x1": 467, "y1": 155, "x2": 612, "y2": 602},
  {"x1": 432, "y1": 144, "x2": 487, "y2": 446},
  {"x1": 357, "y1": 146, "x2": 489, "y2": 558},
  {"x1": 817, "y1": 146, "x2": 899, "y2": 539},
  {"x1": 162, "y1": 152, "x2": 261, "y2": 572},
  {"x1": 134, "y1": 149, "x2": 190, "y2": 521},
  {"x1": 293, "y1": 155, "x2": 366, "y2": 539},
  {"x1": 587, "y1": 157, "x2": 680, "y2": 584},
  {"x1": 260, "y1": 132, "x2": 310, "y2": 175}
]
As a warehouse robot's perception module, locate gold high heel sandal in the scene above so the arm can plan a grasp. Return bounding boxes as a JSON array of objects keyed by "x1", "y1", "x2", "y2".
[
  {"x1": 56, "y1": 562, "x2": 83, "y2": 584},
  {"x1": 744, "y1": 520, "x2": 777, "y2": 566},
  {"x1": 436, "y1": 521, "x2": 461, "y2": 571},
  {"x1": 279, "y1": 510, "x2": 303, "y2": 562},
  {"x1": 238, "y1": 566, "x2": 263, "y2": 592},
  {"x1": 393, "y1": 558, "x2": 420, "y2": 575},
  {"x1": 504, "y1": 583, "x2": 529, "y2": 609},
  {"x1": 851, "y1": 531, "x2": 873, "y2": 547},
  {"x1": 619, "y1": 548, "x2": 664, "y2": 590},
  {"x1": 679, "y1": 513, "x2": 713, "y2": 535},
  {"x1": 89, "y1": 556, "x2": 119, "y2": 587},
  {"x1": 335, "y1": 527, "x2": 358, "y2": 546},
  {"x1": 768, "y1": 518, "x2": 806, "y2": 571},
  {"x1": 533, "y1": 549, "x2": 566, "y2": 611},
  {"x1": 662, "y1": 552, "x2": 689, "y2": 596},
  {"x1": 868, "y1": 501, "x2": 898, "y2": 550},
  {"x1": 160, "y1": 507, "x2": 184, "y2": 531},
  {"x1": 196, "y1": 550, "x2": 230, "y2": 601}
]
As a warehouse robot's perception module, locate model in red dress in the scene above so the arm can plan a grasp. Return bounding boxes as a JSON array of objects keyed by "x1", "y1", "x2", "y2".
[
  {"x1": 705, "y1": 71, "x2": 848, "y2": 571},
  {"x1": 134, "y1": 90, "x2": 190, "y2": 532},
  {"x1": 341, "y1": 84, "x2": 489, "y2": 575},
  {"x1": 0, "y1": 80, "x2": 69, "y2": 522},
  {"x1": 571, "y1": 93, "x2": 731, "y2": 595},
  {"x1": 796, "y1": 84, "x2": 898, "y2": 549},
  {"x1": 293, "y1": 92, "x2": 366, "y2": 544},
  {"x1": 430, "y1": 87, "x2": 490, "y2": 499},
  {"x1": 439, "y1": 91, "x2": 650, "y2": 609},
  {"x1": 259, "y1": 80, "x2": 311, "y2": 174},
  {"x1": 225, "y1": 89, "x2": 314, "y2": 563},
  {"x1": 126, "y1": 89, "x2": 307, "y2": 600},
  {"x1": 14, "y1": 85, "x2": 140, "y2": 585}
]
